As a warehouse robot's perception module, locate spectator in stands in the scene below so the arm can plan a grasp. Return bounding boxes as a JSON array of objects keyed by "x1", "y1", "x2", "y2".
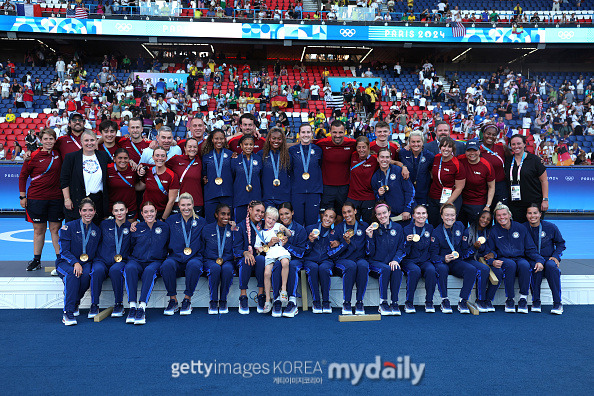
[
  {"x1": 55, "y1": 56, "x2": 66, "y2": 81},
  {"x1": 514, "y1": 3, "x2": 523, "y2": 17},
  {"x1": 1, "y1": 77, "x2": 9, "y2": 99},
  {"x1": 23, "y1": 86, "x2": 34, "y2": 109},
  {"x1": 5, "y1": 107, "x2": 15, "y2": 123},
  {"x1": 489, "y1": 10, "x2": 499, "y2": 22},
  {"x1": 552, "y1": 0, "x2": 560, "y2": 13},
  {"x1": 0, "y1": 142, "x2": 5, "y2": 159},
  {"x1": 310, "y1": 82, "x2": 321, "y2": 101}
]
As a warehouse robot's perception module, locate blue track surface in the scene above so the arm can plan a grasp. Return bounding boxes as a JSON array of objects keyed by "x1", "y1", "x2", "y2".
[
  {"x1": 0, "y1": 218, "x2": 592, "y2": 261},
  {"x1": 0, "y1": 307, "x2": 592, "y2": 394}
]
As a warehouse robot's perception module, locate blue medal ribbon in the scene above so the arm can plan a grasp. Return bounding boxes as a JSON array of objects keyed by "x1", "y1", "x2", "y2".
[
  {"x1": 443, "y1": 226, "x2": 456, "y2": 253},
  {"x1": 317, "y1": 222, "x2": 333, "y2": 238},
  {"x1": 242, "y1": 155, "x2": 254, "y2": 187},
  {"x1": 213, "y1": 150, "x2": 224, "y2": 180},
  {"x1": 269, "y1": 150, "x2": 280, "y2": 181},
  {"x1": 80, "y1": 219, "x2": 92, "y2": 255},
  {"x1": 152, "y1": 167, "x2": 167, "y2": 195},
  {"x1": 300, "y1": 144, "x2": 311, "y2": 174},
  {"x1": 216, "y1": 225, "x2": 228, "y2": 258},
  {"x1": 251, "y1": 221, "x2": 267, "y2": 245},
  {"x1": 383, "y1": 167, "x2": 391, "y2": 187},
  {"x1": 415, "y1": 224, "x2": 426, "y2": 238},
  {"x1": 344, "y1": 221, "x2": 359, "y2": 237},
  {"x1": 181, "y1": 218, "x2": 192, "y2": 249},
  {"x1": 537, "y1": 223, "x2": 542, "y2": 254},
  {"x1": 114, "y1": 223, "x2": 124, "y2": 255}
]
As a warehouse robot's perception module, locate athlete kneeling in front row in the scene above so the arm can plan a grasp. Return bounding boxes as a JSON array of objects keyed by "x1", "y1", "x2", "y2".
[
  {"x1": 161, "y1": 193, "x2": 206, "y2": 316},
  {"x1": 57, "y1": 198, "x2": 101, "y2": 325},
  {"x1": 485, "y1": 203, "x2": 544, "y2": 313},
  {"x1": 124, "y1": 201, "x2": 170, "y2": 324},
  {"x1": 89, "y1": 202, "x2": 132, "y2": 319},
  {"x1": 524, "y1": 204, "x2": 565, "y2": 314},
  {"x1": 366, "y1": 203, "x2": 405, "y2": 316}
]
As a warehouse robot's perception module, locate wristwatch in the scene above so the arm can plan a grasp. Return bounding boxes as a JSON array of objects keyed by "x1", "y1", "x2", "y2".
[
  {"x1": 543, "y1": 198, "x2": 549, "y2": 201},
  {"x1": 19, "y1": 196, "x2": 26, "y2": 200}
]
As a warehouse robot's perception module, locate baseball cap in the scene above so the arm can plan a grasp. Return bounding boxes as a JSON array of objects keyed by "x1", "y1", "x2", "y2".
[
  {"x1": 69, "y1": 112, "x2": 84, "y2": 121},
  {"x1": 466, "y1": 140, "x2": 480, "y2": 151}
]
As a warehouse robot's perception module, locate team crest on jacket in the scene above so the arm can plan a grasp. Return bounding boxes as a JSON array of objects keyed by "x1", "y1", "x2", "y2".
[
  {"x1": 455, "y1": 230, "x2": 461, "y2": 236},
  {"x1": 311, "y1": 149, "x2": 315, "y2": 155},
  {"x1": 512, "y1": 231, "x2": 519, "y2": 239},
  {"x1": 463, "y1": 236, "x2": 467, "y2": 241},
  {"x1": 61, "y1": 225, "x2": 68, "y2": 230},
  {"x1": 330, "y1": 230, "x2": 335, "y2": 235},
  {"x1": 91, "y1": 230, "x2": 97, "y2": 237},
  {"x1": 390, "y1": 229, "x2": 396, "y2": 236},
  {"x1": 541, "y1": 231, "x2": 546, "y2": 237},
  {"x1": 192, "y1": 220, "x2": 198, "y2": 227},
  {"x1": 226, "y1": 231, "x2": 231, "y2": 237},
  {"x1": 421, "y1": 157, "x2": 426, "y2": 163},
  {"x1": 390, "y1": 174, "x2": 396, "y2": 180},
  {"x1": 253, "y1": 160, "x2": 258, "y2": 166},
  {"x1": 356, "y1": 230, "x2": 363, "y2": 236},
  {"x1": 424, "y1": 231, "x2": 430, "y2": 237},
  {"x1": 123, "y1": 228, "x2": 129, "y2": 235},
  {"x1": 155, "y1": 227, "x2": 162, "y2": 234},
  {"x1": 223, "y1": 153, "x2": 228, "y2": 158},
  {"x1": 431, "y1": 237, "x2": 435, "y2": 242}
]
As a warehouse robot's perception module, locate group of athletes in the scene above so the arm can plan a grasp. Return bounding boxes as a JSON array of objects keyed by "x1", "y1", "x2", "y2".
[{"x1": 18, "y1": 111, "x2": 565, "y2": 326}]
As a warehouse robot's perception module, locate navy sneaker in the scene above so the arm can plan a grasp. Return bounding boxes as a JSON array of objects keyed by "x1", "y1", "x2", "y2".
[
  {"x1": 62, "y1": 311, "x2": 77, "y2": 326},
  {"x1": 518, "y1": 298, "x2": 528, "y2": 314},
  {"x1": 73, "y1": 304, "x2": 80, "y2": 317},
  {"x1": 208, "y1": 300, "x2": 218, "y2": 315},
  {"x1": 238, "y1": 295, "x2": 249, "y2": 314},
  {"x1": 219, "y1": 300, "x2": 229, "y2": 314},
  {"x1": 88, "y1": 304, "x2": 99, "y2": 319},
  {"x1": 440, "y1": 299, "x2": 453, "y2": 314},
  {"x1": 26, "y1": 259, "x2": 42, "y2": 271},
  {"x1": 486, "y1": 300, "x2": 495, "y2": 312},
  {"x1": 164, "y1": 299, "x2": 179, "y2": 316},
  {"x1": 126, "y1": 307, "x2": 136, "y2": 324},
  {"x1": 505, "y1": 298, "x2": 516, "y2": 313},
  {"x1": 378, "y1": 301, "x2": 391, "y2": 316},
  {"x1": 404, "y1": 301, "x2": 416, "y2": 314},
  {"x1": 312, "y1": 301, "x2": 323, "y2": 314},
  {"x1": 458, "y1": 299, "x2": 470, "y2": 314},
  {"x1": 531, "y1": 300, "x2": 542, "y2": 313},
  {"x1": 134, "y1": 307, "x2": 146, "y2": 325},
  {"x1": 257, "y1": 294, "x2": 266, "y2": 314},
  {"x1": 425, "y1": 301, "x2": 435, "y2": 313},
  {"x1": 272, "y1": 300, "x2": 282, "y2": 317},
  {"x1": 390, "y1": 302, "x2": 401, "y2": 316},
  {"x1": 111, "y1": 303, "x2": 125, "y2": 317},
  {"x1": 551, "y1": 302, "x2": 563, "y2": 315},
  {"x1": 476, "y1": 300, "x2": 489, "y2": 313},
  {"x1": 322, "y1": 301, "x2": 332, "y2": 314},
  {"x1": 283, "y1": 301, "x2": 298, "y2": 318},
  {"x1": 355, "y1": 301, "x2": 365, "y2": 315},
  {"x1": 180, "y1": 299, "x2": 192, "y2": 316},
  {"x1": 342, "y1": 301, "x2": 352, "y2": 315}
]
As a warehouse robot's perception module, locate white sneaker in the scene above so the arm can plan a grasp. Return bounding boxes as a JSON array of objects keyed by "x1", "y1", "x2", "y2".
[
  {"x1": 280, "y1": 291, "x2": 288, "y2": 307},
  {"x1": 263, "y1": 301, "x2": 273, "y2": 314}
]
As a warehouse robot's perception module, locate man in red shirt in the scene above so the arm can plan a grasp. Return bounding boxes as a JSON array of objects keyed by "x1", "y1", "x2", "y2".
[
  {"x1": 315, "y1": 120, "x2": 357, "y2": 218},
  {"x1": 117, "y1": 117, "x2": 150, "y2": 167},
  {"x1": 54, "y1": 112, "x2": 86, "y2": 159},
  {"x1": 369, "y1": 121, "x2": 399, "y2": 160},
  {"x1": 178, "y1": 115, "x2": 206, "y2": 155},
  {"x1": 98, "y1": 120, "x2": 119, "y2": 160},
  {"x1": 458, "y1": 140, "x2": 495, "y2": 226},
  {"x1": 228, "y1": 113, "x2": 266, "y2": 154}
]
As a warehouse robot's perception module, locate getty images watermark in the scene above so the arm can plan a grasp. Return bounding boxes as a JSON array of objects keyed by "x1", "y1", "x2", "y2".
[{"x1": 171, "y1": 355, "x2": 425, "y2": 386}]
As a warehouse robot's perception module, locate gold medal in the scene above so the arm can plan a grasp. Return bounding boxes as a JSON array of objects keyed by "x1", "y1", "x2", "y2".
[
  {"x1": 277, "y1": 232, "x2": 285, "y2": 239},
  {"x1": 477, "y1": 236, "x2": 486, "y2": 245},
  {"x1": 183, "y1": 247, "x2": 192, "y2": 255},
  {"x1": 344, "y1": 229, "x2": 354, "y2": 238},
  {"x1": 114, "y1": 254, "x2": 123, "y2": 262},
  {"x1": 215, "y1": 177, "x2": 223, "y2": 185},
  {"x1": 370, "y1": 222, "x2": 379, "y2": 230},
  {"x1": 452, "y1": 251, "x2": 459, "y2": 259},
  {"x1": 311, "y1": 229, "x2": 320, "y2": 237},
  {"x1": 79, "y1": 254, "x2": 89, "y2": 262},
  {"x1": 383, "y1": 185, "x2": 390, "y2": 191},
  {"x1": 216, "y1": 258, "x2": 223, "y2": 265},
  {"x1": 262, "y1": 245, "x2": 269, "y2": 253},
  {"x1": 273, "y1": 179, "x2": 281, "y2": 186},
  {"x1": 246, "y1": 184, "x2": 253, "y2": 192},
  {"x1": 412, "y1": 234, "x2": 421, "y2": 242},
  {"x1": 302, "y1": 172, "x2": 310, "y2": 180}
]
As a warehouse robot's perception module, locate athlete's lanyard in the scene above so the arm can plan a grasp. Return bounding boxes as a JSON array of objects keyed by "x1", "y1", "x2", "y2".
[
  {"x1": 537, "y1": 223, "x2": 542, "y2": 254},
  {"x1": 71, "y1": 134, "x2": 81, "y2": 149},
  {"x1": 481, "y1": 144, "x2": 504, "y2": 166},
  {"x1": 180, "y1": 158, "x2": 196, "y2": 184},
  {"x1": 31, "y1": 151, "x2": 55, "y2": 181},
  {"x1": 351, "y1": 155, "x2": 370, "y2": 171},
  {"x1": 414, "y1": 152, "x2": 425, "y2": 183},
  {"x1": 116, "y1": 168, "x2": 133, "y2": 187},
  {"x1": 152, "y1": 167, "x2": 167, "y2": 195},
  {"x1": 129, "y1": 139, "x2": 142, "y2": 157},
  {"x1": 510, "y1": 152, "x2": 526, "y2": 183},
  {"x1": 438, "y1": 157, "x2": 445, "y2": 187},
  {"x1": 103, "y1": 145, "x2": 113, "y2": 160},
  {"x1": 443, "y1": 226, "x2": 456, "y2": 252}
]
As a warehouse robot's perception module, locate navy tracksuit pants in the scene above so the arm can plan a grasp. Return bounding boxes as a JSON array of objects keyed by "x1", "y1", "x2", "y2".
[
  {"x1": 90, "y1": 259, "x2": 125, "y2": 305},
  {"x1": 160, "y1": 257, "x2": 203, "y2": 297}
]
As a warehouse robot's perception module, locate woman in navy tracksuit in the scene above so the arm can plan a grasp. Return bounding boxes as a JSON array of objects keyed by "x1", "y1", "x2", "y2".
[
  {"x1": 278, "y1": 202, "x2": 308, "y2": 318},
  {"x1": 485, "y1": 203, "x2": 545, "y2": 314},
  {"x1": 231, "y1": 135, "x2": 263, "y2": 222},
  {"x1": 371, "y1": 147, "x2": 415, "y2": 224},
  {"x1": 233, "y1": 201, "x2": 267, "y2": 314},
  {"x1": 401, "y1": 204, "x2": 436, "y2": 313},
  {"x1": 430, "y1": 203, "x2": 490, "y2": 314},
  {"x1": 329, "y1": 202, "x2": 369, "y2": 316},
  {"x1": 89, "y1": 202, "x2": 132, "y2": 319},
  {"x1": 201, "y1": 203, "x2": 236, "y2": 315},
  {"x1": 303, "y1": 207, "x2": 336, "y2": 314},
  {"x1": 288, "y1": 124, "x2": 323, "y2": 226},
  {"x1": 464, "y1": 210, "x2": 498, "y2": 311},
  {"x1": 524, "y1": 204, "x2": 565, "y2": 314},
  {"x1": 124, "y1": 201, "x2": 170, "y2": 325},
  {"x1": 161, "y1": 193, "x2": 206, "y2": 317},
  {"x1": 261, "y1": 128, "x2": 292, "y2": 209},
  {"x1": 202, "y1": 128, "x2": 234, "y2": 223},
  {"x1": 398, "y1": 130, "x2": 435, "y2": 206},
  {"x1": 366, "y1": 202, "x2": 405, "y2": 316},
  {"x1": 57, "y1": 198, "x2": 101, "y2": 326}
]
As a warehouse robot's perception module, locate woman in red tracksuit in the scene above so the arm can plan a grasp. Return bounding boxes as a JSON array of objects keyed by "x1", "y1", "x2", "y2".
[{"x1": 347, "y1": 136, "x2": 378, "y2": 224}]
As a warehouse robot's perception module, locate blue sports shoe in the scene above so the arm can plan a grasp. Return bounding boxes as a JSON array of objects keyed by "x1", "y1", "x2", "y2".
[
  {"x1": 164, "y1": 299, "x2": 179, "y2": 316},
  {"x1": 180, "y1": 299, "x2": 192, "y2": 316},
  {"x1": 219, "y1": 300, "x2": 228, "y2": 314},
  {"x1": 88, "y1": 304, "x2": 99, "y2": 319},
  {"x1": 134, "y1": 307, "x2": 146, "y2": 325},
  {"x1": 238, "y1": 295, "x2": 249, "y2": 314},
  {"x1": 126, "y1": 307, "x2": 136, "y2": 324}
]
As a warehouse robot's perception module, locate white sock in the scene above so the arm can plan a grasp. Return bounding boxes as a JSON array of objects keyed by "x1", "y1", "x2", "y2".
[
  {"x1": 520, "y1": 294, "x2": 528, "y2": 300},
  {"x1": 129, "y1": 302, "x2": 136, "y2": 308},
  {"x1": 139, "y1": 302, "x2": 147, "y2": 309},
  {"x1": 442, "y1": 297, "x2": 448, "y2": 302},
  {"x1": 289, "y1": 296, "x2": 296, "y2": 304}
]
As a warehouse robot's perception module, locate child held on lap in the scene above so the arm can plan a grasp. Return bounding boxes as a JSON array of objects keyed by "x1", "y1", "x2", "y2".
[{"x1": 255, "y1": 207, "x2": 291, "y2": 310}]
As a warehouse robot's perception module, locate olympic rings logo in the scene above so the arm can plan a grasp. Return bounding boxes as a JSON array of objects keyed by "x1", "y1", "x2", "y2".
[
  {"x1": 557, "y1": 31, "x2": 574, "y2": 40},
  {"x1": 340, "y1": 28, "x2": 356, "y2": 37},
  {"x1": 565, "y1": 176, "x2": 574, "y2": 181},
  {"x1": 115, "y1": 23, "x2": 132, "y2": 32}
]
